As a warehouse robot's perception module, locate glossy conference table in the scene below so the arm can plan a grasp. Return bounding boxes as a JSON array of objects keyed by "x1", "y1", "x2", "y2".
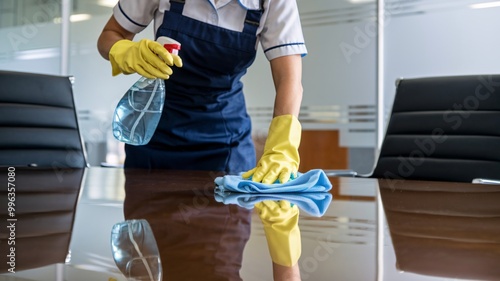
[{"x1": 1, "y1": 167, "x2": 499, "y2": 281}]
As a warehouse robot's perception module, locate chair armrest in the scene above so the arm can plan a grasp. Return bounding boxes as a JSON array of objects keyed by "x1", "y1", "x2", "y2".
[
  {"x1": 323, "y1": 169, "x2": 358, "y2": 177},
  {"x1": 472, "y1": 178, "x2": 500, "y2": 185}
]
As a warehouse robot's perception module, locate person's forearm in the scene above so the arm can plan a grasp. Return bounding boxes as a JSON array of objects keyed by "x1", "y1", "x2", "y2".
[
  {"x1": 273, "y1": 262, "x2": 301, "y2": 281},
  {"x1": 270, "y1": 55, "x2": 303, "y2": 117},
  {"x1": 97, "y1": 16, "x2": 135, "y2": 60}
]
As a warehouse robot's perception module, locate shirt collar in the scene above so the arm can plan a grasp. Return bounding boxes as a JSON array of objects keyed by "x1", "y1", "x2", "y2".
[{"x1": 237, "y1": 0, "x2": 262, "y2": 10}]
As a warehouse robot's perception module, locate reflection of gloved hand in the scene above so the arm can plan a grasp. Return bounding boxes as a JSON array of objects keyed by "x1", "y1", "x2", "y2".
[
  {"x1": 255, "y1": 200, "x2": 301, "y2": 267},
  {"x1": 243, "y1": 115, "x2": 301, "y2": 184},
  {"x1": 109, "y1": 39, "x2": 183, "y2": 79}
]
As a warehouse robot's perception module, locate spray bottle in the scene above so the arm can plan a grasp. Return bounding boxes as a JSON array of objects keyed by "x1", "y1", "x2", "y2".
[{"x1": 112, "y1": 37, "x2": 181, "y2": 146}]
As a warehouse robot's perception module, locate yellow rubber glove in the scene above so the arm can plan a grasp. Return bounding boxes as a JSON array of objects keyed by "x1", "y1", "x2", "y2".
[
  {"x1": 109, "y1": 39, "x2": 183, "y2": 79},
  {"x1": 255, "y1": 200, "x2": 301, "y2": 267},
  {"x1": 243, "y1": 114, "x2": 301, "y2": 184}
]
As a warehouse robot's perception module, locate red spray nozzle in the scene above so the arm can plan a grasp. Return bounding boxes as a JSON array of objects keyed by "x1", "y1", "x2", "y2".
[{"x1": 156, "y1": 36, "x2": 181, "y2": 55}]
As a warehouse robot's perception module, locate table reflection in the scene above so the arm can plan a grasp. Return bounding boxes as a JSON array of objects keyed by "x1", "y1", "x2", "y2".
[
  {"x1": 111, "y1": 219, "x2": 162, "y2": 280},
  {"x1": 379, "y1": 179, "x2": 500, "y2": 280},
  {"x1": 119, "y1": 169, "x2": 252, "y2": 281},
  {"x1": 113, "y1": 170, "x2": 334, "y2": 281},
  {"x1": 4, "y1": 167, "x2": 500, "y2": 280},
  {"x1": 214, "y1": 192, "x2": 332, "y2": 218},
  {"x1": 255, "y1": 200, "x2": 302, "y2": 281},
  {"x1": 0, "y1": 168, "x2": 84, "y2": 273}
]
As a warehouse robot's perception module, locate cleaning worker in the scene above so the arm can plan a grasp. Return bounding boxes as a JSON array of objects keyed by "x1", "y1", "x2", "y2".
[{"x1": 97, "y1": 0, "x2": 307, "y2": 184}]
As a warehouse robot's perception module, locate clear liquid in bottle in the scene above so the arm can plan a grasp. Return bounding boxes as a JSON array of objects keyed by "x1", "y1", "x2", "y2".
[{"x1": 112, "y1": 77, "x2": 165, "y2": 145}]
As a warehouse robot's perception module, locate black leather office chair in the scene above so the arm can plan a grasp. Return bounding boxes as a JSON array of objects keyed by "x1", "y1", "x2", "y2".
[
  {"x1": 0, "y1": 71, "x2": 87, "y2": 168},
  {"x1": 328, "y1": 75, "x2": 500, "y2": 183}
]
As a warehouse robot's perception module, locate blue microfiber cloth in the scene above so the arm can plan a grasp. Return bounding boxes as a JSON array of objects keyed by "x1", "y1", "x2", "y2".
[
  {"x1": 214, "y1": 169, "x2": 332, "y2": 193},
  {"x1": 214, "y1": 192, "x2": 333, "y2": 217}
]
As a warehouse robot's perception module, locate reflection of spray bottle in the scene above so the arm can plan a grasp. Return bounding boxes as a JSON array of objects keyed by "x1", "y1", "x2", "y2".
[
  {"x1": 112, "y1": 37, "x2": 181, "y2": 146},
  {"x1": 111, "y1": 219, "x2": 162, "y2": 281}
]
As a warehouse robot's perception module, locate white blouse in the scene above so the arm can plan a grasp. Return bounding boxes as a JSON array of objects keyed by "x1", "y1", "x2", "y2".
[{"x1": 113, "y1": 0, "x2": 307, "y2": 60}]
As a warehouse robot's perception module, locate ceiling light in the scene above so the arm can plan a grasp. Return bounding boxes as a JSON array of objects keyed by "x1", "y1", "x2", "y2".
[
  {"x1": 349, "y1": 0, "x2": 375, "y2": 3},
  {"x1": 53, "y1": 14, "x2": 92, "y2": 24},
  {"x1": 97, "y1": 0, "x2": 119, "y2": 8},
  {"x1": 15, "y1": 48, "x2": 59, "y2": 60},
  {"x1": 470, "y1": 1, "x2": 500, "y2": 9},
  {"x1": 70, "y1": 14, "x2": 92, "y2": 22}
]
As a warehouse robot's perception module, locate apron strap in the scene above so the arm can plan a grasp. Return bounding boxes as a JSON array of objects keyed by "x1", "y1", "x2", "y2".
[
  {"x1": 243, "y1": 9, "x2": 263, "y2": 35},
  {"x1": 243, "y1": 1, "x2": 264, "y2": 35},
  {"x1": 170, "y1": 0, "x2": 185, "y2": 14}
]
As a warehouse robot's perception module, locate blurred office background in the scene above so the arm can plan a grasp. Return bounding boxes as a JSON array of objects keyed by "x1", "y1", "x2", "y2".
[{"x1": 1, "y1": 0, "x2": 500, "y2": 172}]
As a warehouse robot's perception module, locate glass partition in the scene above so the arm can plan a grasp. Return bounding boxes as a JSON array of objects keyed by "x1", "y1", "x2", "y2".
[
  {"x1": 244, "y1": 0, "x2": 378, "y2": 174},
  {"x1": 0, "y1": 0, "x2": 61, "y2": 75},
  {"x1": 68, "y1": 0, "x2": 156, "y2": 166}
]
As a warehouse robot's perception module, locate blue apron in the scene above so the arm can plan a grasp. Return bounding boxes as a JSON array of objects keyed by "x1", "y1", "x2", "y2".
[{"x1": 125, "y1": 0, "x2": 262, "y2": 173}]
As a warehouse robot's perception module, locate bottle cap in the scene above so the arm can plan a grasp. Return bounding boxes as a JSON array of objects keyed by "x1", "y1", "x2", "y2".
[{"x1": 156, "y1": 36, "x2": 181, "y2": 55}]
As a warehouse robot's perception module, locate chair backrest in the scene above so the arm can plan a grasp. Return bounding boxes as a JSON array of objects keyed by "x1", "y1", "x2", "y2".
[
  {"x1": 371, "y1": 75, "x2": 500, "y2": 182},
  {"x1": 0, "y1": 70, "x2": 87, "y2": 168}
]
